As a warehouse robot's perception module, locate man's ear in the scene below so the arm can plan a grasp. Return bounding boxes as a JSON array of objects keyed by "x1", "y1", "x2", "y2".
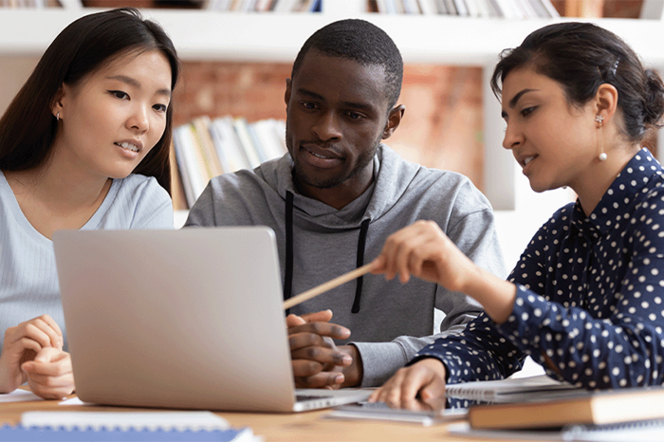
[
  {"x1": 284, "y1": 78, "x2": 292, "y2": 106},
  {"x1": 381, "y1": 104, "x2": 405, "y2": 140},
  {"x1": 593, "y1": 83, "x2": 618, "y2": 125}
]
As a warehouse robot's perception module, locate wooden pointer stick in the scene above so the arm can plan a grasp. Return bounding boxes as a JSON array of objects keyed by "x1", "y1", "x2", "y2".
[{"x1": 283, "y1": 262, "x2": 377, "y2": 310}]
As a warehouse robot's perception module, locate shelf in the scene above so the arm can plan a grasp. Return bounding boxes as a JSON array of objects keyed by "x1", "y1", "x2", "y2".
[
  {"x1": 3, "y1": 9, "x2": 663, "y2": 211},
  {"x1": 3, "y1": 9, "x2": 664, "y2": 67}
]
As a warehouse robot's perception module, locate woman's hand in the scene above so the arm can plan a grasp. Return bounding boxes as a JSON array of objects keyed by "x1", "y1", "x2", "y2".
[
  {"x1": 371, "y1": 220, "x2": 517, "y2": 323},
  {"x1": 0, "y1": 315, "x2": 63, "y2": 394},
  {"x1": 368, "y1": 358, "x2": 447, "y2": 410},
  {"x1": 22, "y1": 347, "x2": 75, "y2": 400},
  {"x1": 371, "y1": 220, "x2": 477, "y2": 292}
]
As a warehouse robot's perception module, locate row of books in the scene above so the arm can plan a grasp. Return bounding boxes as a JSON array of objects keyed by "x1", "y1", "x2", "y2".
[
  {"x1": 375, "y1": 0, "x2": 560, "y2": 18},
  {"x1": 2, "y1": 0, "x2": 557, "y2": 17},
  {"x1": 201, "y1": 0, "x2": 558, "y2": 17},
  {"x1": 204, "y1": 0, "x2": 321, "y2": 12},
  {"x1": 171, "y1": 115, "x2": 287, "y2": 209},
  {"x1": 0, "y1": 0, "x2": 321, "y2": 9},
  {"x1": 0, "y1": 0, "x2": 58, "y2": 7}
]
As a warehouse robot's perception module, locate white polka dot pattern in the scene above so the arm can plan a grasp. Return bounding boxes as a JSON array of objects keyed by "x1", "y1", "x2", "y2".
[{"x1": 413, "y1": 148, "x2": 664, "y2": 390}]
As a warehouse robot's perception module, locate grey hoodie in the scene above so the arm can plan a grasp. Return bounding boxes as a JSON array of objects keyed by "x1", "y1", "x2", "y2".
[{"x1": 185, "y1": 144, "x2": 506, "y2": 387}]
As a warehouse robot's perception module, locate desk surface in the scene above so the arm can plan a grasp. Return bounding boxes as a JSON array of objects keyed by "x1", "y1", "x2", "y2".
[{"x1": 0, "y1": 395, "x2": 508, "y2": 442}]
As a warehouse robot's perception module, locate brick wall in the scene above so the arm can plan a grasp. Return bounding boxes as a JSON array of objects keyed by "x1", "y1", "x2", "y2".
[{"x1": 173, "y1": 62, "x2": 486, "y2": 190}]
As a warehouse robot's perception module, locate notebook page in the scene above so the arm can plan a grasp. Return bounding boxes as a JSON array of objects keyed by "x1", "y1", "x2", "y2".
[{"x1": 0, "y1": 389, "x2": 43, "y2": 403}]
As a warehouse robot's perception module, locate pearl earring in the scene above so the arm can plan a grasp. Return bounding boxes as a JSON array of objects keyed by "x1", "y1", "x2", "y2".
[
  {"x1": 596, "y1": 115, "x2": 607, "y2": 161},
  {"x1": 56, "y1": 112, "x2": 60, "y2": 122}
]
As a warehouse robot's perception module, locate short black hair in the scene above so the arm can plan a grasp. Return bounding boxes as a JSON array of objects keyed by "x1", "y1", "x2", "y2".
[{"x1": 291, "y1": 19, "x2": 403, "y2": 109}]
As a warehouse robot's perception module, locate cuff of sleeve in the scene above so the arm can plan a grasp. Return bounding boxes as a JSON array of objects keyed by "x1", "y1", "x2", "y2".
[
  {"x1": 412, "y1": 342, "x2": 468, "y2": 384},
  {"x1": 350, "y1": 341, "x2": 409, "y2": 388}
]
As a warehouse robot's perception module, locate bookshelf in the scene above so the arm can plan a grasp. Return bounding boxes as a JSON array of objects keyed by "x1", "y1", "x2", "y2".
[{"x1": 1, "y1": 7, "x2": 663, "y2": 216}]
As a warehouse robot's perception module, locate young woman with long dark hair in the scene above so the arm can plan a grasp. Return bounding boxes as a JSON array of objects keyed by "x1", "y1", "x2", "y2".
[{"x1": 0, "y1": 8, "x2": 179, "y2": 399}]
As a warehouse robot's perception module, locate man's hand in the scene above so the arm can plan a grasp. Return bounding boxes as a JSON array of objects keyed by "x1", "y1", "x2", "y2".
[
  {"x1": 368, "y1": 358, "x2": 447, "y2": 411},
  {"x1": 22, "y1": 347, "x2": 75, "y2": 400},
  {"x1": 0, "y1": 315, "x2": 63, "y2": 394},
  {"x1": 287, "y1": 310, "x2": 354, "y2": 388}
]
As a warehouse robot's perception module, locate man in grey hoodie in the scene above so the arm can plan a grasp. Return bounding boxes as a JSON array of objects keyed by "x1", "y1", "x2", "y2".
[{"x1": 185, "y1": 19, "x2": 505, "y2": 389}]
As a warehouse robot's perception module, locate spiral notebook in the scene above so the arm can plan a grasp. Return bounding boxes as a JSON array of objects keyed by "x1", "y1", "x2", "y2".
[
  {"x1": 0, "y1": 427, "x2": 251, "y2": 442},
  {"x1": 444, "y1": 374, "x2": 582, "y2": 403},
  {"x1": 1, "y1": 411, "x2": 258, "y2": 441}
]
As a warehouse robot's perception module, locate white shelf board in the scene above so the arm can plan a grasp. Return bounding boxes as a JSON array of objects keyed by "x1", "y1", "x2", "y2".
[{"x1": 3, "y1": 10, "x2": 664, "y2": 67}]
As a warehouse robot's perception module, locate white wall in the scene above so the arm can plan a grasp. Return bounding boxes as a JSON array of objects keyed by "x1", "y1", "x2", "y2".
[{"x1": 0, "y1": 56, "x2": 38, "y2": 116}]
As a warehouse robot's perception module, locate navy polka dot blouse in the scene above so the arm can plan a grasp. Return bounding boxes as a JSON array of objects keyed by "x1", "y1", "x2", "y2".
[{"x1": 414, "y1": 148, "x2": 664, "y2": 390}]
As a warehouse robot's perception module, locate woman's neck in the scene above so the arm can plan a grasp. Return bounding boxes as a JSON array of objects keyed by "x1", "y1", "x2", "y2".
[
  {"x1": 4, "y1": 159, "x2": 113, "y2": 239},
  {"x1": 573, "y1": 143, "x2": 642, "y2": 216}
]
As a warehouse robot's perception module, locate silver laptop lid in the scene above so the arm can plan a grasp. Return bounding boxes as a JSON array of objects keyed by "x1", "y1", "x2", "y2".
[{"x1": 54, "y1": 227, "x2": 297, "y2": 412}]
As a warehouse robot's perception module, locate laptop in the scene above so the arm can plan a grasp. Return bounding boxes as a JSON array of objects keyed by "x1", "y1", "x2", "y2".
[{"x1": 53, "y1": 227, "x2": 371, "y2": 412}]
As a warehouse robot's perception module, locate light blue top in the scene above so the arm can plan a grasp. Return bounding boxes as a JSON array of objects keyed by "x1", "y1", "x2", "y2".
[{"x1": 0, "y1": 171, "x2": 173, "y2": 353}]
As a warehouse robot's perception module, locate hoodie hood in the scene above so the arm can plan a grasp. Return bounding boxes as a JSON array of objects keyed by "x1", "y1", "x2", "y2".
[{"x1": 260, "y1": 144, "x2": 420, "y2": 229}]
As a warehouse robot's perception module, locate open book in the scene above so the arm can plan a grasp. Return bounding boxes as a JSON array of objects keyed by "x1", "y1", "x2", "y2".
[{"x1": 445, "y1": 374, "x2": 582, "y2": 403}]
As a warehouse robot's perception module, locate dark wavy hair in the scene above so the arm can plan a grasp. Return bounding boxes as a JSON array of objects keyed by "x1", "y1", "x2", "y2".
[
  {"x1": 291, "y1": 19, "x2": 403, "y2": 109},
  {"x1": 491, "y1": 22, "x2": 664, "y2": 143},
  {"x1": 0, "y1": 8, "x2": 180, "y2": 192}
]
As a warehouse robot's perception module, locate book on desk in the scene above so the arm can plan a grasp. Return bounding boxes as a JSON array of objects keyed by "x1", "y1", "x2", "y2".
[
  {"x1": 466, "y1": 384, "x2": 664, "y2": 430},
  {"x1": 443, "y1": 380, "x2": 664, "y2": 440}
]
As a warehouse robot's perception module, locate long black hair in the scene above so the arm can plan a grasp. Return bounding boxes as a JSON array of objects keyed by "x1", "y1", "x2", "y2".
[{"x1": 0, "y1": 8, "x2": 180, "y2": 192}]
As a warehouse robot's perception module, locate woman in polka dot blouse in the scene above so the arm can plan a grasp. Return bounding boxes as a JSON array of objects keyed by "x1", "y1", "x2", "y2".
[{"x1": 368, "y1": 22, "x2": 664, "y2": 410}]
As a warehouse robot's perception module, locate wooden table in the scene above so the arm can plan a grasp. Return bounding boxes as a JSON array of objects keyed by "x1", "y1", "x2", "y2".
[{"x1": 0, "y1": 394, "x2": 512, "y2": 442}]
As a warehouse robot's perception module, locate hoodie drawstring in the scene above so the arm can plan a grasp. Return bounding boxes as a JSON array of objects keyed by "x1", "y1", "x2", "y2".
[
  {"x1": 283, "y1": 191, "x2": 370, "y2": 314},
  {"x1": 351, "y1": 218, "x2": 371, "y2": 314},
  {"x1": 284, "y1": 191, "x2": 294, "y2": 307}
]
